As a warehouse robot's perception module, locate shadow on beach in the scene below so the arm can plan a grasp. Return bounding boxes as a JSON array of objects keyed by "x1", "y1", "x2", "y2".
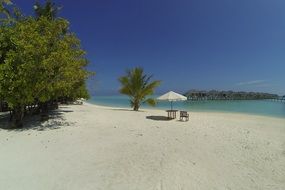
[
  {"x1": 0, "y1": 109, "x2": 74, "y2": 132},
  {"x1": 108, "y1": 108, "x2": 145, "y2": 112},
  {"x1": 146, "y1": 115, "x2": 170, "y2": 121}
]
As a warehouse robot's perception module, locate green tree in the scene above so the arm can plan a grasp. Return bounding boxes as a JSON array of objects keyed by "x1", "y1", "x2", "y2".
[
  {"x1": 34, "y1": 0, "x2": 60, "y2": 20},
  {"x1": 0, "y1": 16, "x2": 91, "y2": 127},
  {"x1": 32, "y1": 0, "x2": 90, "y2": 113},
  {"x1": 0, "y1": 1, "x2": 92, "y2": 128},
  {"x1": 118, "y1": 67, "x2": 161, "y2": 111},
  {"x1": 0, "y1": 0, "x2": 11, "y2": 114},
  {"x1": 0, "y1": 0, "x2": 12, "y2": 18},
  {"x1": 29, "y1": 17, "x2": 90, "y2": 113}
]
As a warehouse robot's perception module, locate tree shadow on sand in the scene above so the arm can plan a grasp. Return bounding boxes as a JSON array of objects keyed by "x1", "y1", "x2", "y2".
[
  {"x1": 0, "y1": 109, "x2": 75, "y2": 132},
  {"x1": 146, "y1": 115, "x2": 170, "y2": 121},
  {"x1": 108, "y1": 108, "x2": 145, "y2": 112}
]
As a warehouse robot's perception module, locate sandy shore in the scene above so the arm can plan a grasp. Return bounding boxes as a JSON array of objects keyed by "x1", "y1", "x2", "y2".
[{"x1": 0, "y1": 103, "x2": 285, "y2": 190}]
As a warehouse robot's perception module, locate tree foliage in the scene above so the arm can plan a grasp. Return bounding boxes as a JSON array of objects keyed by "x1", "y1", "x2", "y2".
[
  {"x1": 0, "y1": 0, "x2": 12, "y2": 18},
  {"x1": 34, "y1": 0, "x2": 60, "y2": 20},
  {"x1": 118, "y1": 67, "x2": 160, "y2": 111},
  {"x1": 0, "y1": 1, "x2": 92, "y2": 127}
]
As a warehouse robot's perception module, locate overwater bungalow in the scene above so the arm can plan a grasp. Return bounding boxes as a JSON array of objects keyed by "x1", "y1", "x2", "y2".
[{"x1": 184, "y1": 90, "x2": 279, "y2": 101}]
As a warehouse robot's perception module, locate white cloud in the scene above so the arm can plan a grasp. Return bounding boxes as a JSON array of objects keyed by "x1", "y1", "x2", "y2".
[{"x1": 236, "y1": 80, "x2": 267, "y2": 86}]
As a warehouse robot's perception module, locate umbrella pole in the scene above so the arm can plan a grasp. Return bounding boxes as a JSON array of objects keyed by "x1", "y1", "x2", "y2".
[{"x1": 171, "y1": 101, "x2": 173, "y2": 110}]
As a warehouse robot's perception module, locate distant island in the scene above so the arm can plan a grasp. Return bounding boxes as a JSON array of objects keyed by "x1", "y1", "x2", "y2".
[{"x1": 184, "y1": 90, "x2": 280, "y2": 100}]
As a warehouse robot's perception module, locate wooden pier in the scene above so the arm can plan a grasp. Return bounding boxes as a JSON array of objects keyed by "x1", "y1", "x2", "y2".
[{"x1": 270, "y1": 97, "x2": 285, "y2": 103}]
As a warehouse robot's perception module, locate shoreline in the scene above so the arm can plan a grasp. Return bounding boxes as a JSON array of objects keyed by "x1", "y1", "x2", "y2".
[{"x1": 86, "y1": 101, "x2": 285, "y2": 121}]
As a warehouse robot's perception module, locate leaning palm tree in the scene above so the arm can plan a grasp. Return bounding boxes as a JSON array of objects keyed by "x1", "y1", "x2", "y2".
[{"x1": 119, "y1": 67, "x2": 161, "y2": 111}]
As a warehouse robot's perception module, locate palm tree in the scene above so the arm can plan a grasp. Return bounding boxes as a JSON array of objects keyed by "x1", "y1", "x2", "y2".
[
  {"x1": 118, "y1": 67, "x2": 161, "y2": 111},
  {"x1": 34, "y1": 0, "x2": 60, "y2": 20}
]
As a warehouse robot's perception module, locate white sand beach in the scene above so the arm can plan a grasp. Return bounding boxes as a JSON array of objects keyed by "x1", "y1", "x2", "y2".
[{"x1": 0, "y1": 102, "x2": 285, "y2": 190}]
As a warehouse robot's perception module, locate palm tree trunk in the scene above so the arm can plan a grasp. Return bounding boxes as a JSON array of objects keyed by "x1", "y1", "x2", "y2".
[{"x1": 133, "y1": 101, "x2": 140, "y2": 111}]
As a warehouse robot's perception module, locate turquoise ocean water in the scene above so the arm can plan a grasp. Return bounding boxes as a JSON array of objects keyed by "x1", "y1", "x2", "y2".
[{"x1": 89, "y1": 95, "x2": 285, "y2": 118}]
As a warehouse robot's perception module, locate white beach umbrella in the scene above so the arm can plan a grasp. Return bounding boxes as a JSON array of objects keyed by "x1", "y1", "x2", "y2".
[{"x1": 157, "y1": 91, "x2": 187, "y2": 110}]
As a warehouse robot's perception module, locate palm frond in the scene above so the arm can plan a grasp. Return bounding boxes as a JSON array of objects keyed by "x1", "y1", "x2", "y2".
[
  {"x1": 143, "y1": 98, "x2": 157, "y2": 107},
  {"x1": 118, "y1": 67, "x2": 161, "y2": 111},
  {"x1": 141, "y1": 80, "x2": 161, "y2": 97}
]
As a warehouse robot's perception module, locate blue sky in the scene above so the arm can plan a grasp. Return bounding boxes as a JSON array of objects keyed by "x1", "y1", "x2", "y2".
[{"x1": 13, "y1": 0, "x2": 285, "y2": 95}]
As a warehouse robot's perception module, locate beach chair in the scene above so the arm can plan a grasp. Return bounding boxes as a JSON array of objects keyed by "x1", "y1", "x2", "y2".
[
  {"x1": 74, "y1": 100, "x2": 83, "y2": 105},
  {"x1": 180, "y1": 111, "x2": 189, "y2": 121}
]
